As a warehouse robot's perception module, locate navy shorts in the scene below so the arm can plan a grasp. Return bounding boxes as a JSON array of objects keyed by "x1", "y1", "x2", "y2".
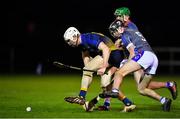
[{"x1": 108, "y1": 50, "x2": 124, "y2": 68}]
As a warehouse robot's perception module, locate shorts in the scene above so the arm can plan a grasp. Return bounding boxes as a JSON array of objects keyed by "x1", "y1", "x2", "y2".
[
  {"x1": 108, "y1": 50, "x2": 124, "y2": 68},
  {"x1": 132, "y1": 51, "x2": 158, "y2": 74}
]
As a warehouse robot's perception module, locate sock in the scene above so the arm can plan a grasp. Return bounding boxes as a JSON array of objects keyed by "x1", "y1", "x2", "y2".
[
  {"x1": 122, "y1": 97, "x2": 132, "y2": 106},
  {"x1": 166, "y1": 82, "x2": 173, "y2": 88},
  {"x1": 79, "y1": 90, "x2": 87, "y2": 99},
  {"x1": 160, "y1": 97, "x2": 166, "y2": 104},
  {"x1": 103, "y1": 98, "x2": 110, "y2": 108}
]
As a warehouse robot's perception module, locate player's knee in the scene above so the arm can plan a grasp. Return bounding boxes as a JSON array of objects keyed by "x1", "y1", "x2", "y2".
[
  {"x1": 114, "y1": 70, "x2": 124, "y2": 78},
  {"x1": 83, "y1": 71, "x2": 93, "y2": 77}
]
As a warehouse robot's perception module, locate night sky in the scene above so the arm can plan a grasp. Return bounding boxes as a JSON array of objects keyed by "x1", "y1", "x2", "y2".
[{"x1": 6, "y1": 0, "x2": 180, "y2": 74}]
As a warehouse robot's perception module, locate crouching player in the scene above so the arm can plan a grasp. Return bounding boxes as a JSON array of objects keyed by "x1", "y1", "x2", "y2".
[{"x1": 63, "y1": 27, "x2": 136, "y2": 112}]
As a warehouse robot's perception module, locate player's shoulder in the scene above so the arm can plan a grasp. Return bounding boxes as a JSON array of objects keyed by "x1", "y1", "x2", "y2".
[
  {"x1": 127, "y1": 21, "x2": 139, "y2": 30},
  {"x1": 121, "y1": 29, "x2": 134, "y2": 40},
  {"x1": 91, "y1": 32, "x2": 105, "y2": 37}
]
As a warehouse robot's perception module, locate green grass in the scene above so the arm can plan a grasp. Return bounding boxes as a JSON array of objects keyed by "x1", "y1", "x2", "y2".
[{"x1": 0, "y1": 74, "x2": 180, "y2": 118}]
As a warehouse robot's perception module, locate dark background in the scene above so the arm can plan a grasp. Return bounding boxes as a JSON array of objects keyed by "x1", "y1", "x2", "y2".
[{"x1": 6, "y1": 0, "x2": 180, "y2": 74}]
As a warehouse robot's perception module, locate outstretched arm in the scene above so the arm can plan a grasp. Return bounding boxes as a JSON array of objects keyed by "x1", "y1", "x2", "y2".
[{"x1": 97, "y1": 42, "x2": 110, "y2": 75}]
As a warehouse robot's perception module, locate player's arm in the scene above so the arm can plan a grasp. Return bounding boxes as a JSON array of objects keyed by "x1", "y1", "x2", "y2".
[
  {"x1": 82, "y1": 51, "x2": 90, "y2": 66},
  {"x1": 127, "y1": 44, "x2": 135, "y2": 60},
  {"x1": 97, "y1": 42, "x2": 110, "y2": 75},
  {"x1": 121, "y1": 35, "x2": 135, "y2": 60},
  {"x1": 115, "y1": 38, "x2": 124, "y2": 50}
]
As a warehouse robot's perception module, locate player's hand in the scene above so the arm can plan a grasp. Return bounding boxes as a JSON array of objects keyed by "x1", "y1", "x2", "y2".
[
  {"x1": 115, "y1": 39, "x2": 121, "y2": 48},
  {"x1": 97, "y1": 67, "x2": 106, "y2": 75}
]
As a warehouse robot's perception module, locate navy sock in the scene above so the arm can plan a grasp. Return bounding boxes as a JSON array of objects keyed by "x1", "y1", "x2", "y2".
[
  {"x1": 104, "y1": 101, "x2": 110, "y2": 107},
  {"x1": 79, "y1": 90, "x2": 86, "y2": 98},
  {"x1": 122, "y1": 97, "x2": 132, "y2": 106}
]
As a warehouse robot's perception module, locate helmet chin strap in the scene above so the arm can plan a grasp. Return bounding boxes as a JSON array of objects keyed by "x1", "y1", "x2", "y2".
[{"x1": 75, "y1": 35, "x2": 80, "y2": 46}]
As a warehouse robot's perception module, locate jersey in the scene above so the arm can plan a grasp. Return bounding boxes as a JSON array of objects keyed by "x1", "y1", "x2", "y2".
[
  {"x1": 80, "y1": 32, "x2": 117, "y2": 54},
  {"x1": 125, "y1": 20, "x2": 138, "y2": 30},
  {"x1": 121, "y1": 28, "x2": 153, "y2": 55},
  {"x1": 79, "y1": 32, "x2": 124, "y2": 68},
  {"x1": 118, "y1": 20, "x2": 139, "y2": 58}
]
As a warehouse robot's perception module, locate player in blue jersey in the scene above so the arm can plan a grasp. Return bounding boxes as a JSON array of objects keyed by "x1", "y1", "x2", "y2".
[
  {"x1": 102, "y1": 20, "x2": 173, "y2": 111},
  {"x1": 98, "y1": 7, "x2": 177, "y2": 111},
  {"x1": 63, "y1": 27, "x2": 136, "y2": 111}
]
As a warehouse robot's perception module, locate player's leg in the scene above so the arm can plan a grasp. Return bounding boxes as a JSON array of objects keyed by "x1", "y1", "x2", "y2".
[
  {"x1": 148, "y1": 81, "x2": 177, "y2": 100},
  {"x1": 87, "y1": 66, "x2": 136, "y2": 112},
  {"x1": 99, "y1": 60, "x2": 141, "y2": 97},
  {"x1": 98, "y1": 61, "x2": 139, "y2": 112},
  {"x1": 101, "y1": 66, "x2": 136, "y2": 111},
  {"x1": 84, "y1": 67, "x2": 114, "y2": 111},
  {"x1": 65, "y1": 55, "x2": 103, "y2": 105},
  {"x1": 134, "y1": 69, "x2": 178, "y2": 100},
  {"x1": 136, "y1": 52, "x2": 172, "y2": 111},
  {"x1": 134, "y1": 70, "x2": 173, "y2": 100},
  {"x1": 99, "y1": 67, "x2": 114, "y2": 111},
  {"x1": 137, "y1": 74, "x2": 172, "y2": 111},
  {"x1": 111, "y1": 60, "x2": 141, "y2": 96},
  {"x1": 138, "y1": 74, "x2": 161, "y2": 99},
  {"x1": 79, "y1": 55, "x2": 103, "y2": 98}
]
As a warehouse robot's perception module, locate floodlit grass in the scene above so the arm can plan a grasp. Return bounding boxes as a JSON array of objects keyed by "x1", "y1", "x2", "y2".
[{"x1": 0, "y1": 74, "x2": 180, "y2": 118}]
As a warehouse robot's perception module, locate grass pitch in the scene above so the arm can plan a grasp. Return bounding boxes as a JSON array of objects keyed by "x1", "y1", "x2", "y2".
[{"x1": 0, "y1": 74, "x2": 180, "y2": 118}]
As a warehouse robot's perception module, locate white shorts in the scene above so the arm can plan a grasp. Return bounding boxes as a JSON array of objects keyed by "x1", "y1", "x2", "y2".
[{"x1": 132, "y1": 51, "x2": 158, "y2": 75}]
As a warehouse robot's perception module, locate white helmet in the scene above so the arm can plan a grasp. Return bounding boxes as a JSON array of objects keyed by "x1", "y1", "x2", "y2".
[{"x1": 63, "y1": 27, "x2": 80, "y2": 42}]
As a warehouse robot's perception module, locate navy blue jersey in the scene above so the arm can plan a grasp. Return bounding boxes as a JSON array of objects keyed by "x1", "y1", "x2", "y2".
[
  {"x1": 121, "y1": 29, "x2": 153, "y2": 54},
  {"x1": 80, "y1": 32, "x2": 117, "y2": 53},
  {"x1": 79, "y1": 32, "x2": 124, "y2": 68}
]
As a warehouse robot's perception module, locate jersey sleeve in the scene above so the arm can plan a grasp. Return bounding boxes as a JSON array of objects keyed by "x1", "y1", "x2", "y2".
[{"x1": 121, "y1": 33, "x2": 134, "y2": 49}]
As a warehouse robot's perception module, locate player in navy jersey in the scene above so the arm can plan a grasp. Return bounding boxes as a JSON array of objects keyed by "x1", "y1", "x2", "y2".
[
  {"x1": 98, "y1": 7, "x2": 177, "y2": 111},
  {"x1": 102, "y1": 20, "x2": 173, "y2": 111},
  {"x1": 63, "y1": 27, "x2": 136, "y2": 111}
]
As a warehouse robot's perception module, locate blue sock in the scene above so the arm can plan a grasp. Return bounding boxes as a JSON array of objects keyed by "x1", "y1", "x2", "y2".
[
  {"x1": 79, "y1": 90, "x2": 86, "y2": 99},
  {"x1": 122, "y1": 97, "x2": 132, "y2": 106}
]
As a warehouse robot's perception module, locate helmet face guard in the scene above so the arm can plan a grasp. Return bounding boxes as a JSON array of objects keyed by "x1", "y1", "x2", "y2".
[
  {"x1": 109, "y1": 20, "x2": 123, "y2": 38},
  {"x1": 65, "y1": 35, "x2": 79, "y2": 47}
]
